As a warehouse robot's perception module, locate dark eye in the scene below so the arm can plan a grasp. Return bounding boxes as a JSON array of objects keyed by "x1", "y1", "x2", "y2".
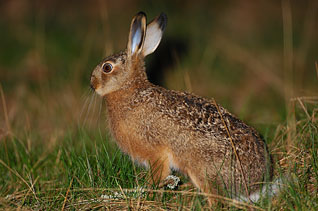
[{"x1": 102, "y1": 63, "x2": 113, "y2": 73}]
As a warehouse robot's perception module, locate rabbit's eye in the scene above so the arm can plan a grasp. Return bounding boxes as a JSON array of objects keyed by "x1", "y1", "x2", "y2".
[{"x1": 102, "y1": 63, "x2": 113, "y2": 73}]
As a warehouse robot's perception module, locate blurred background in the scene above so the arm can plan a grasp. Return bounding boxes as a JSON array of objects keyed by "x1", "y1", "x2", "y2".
[{"x1": 0, "y1": 0, "x2": 317, "y2": 143}]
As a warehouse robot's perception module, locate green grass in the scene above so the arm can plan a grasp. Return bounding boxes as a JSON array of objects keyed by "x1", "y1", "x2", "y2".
[
  {"x1": 0, "y1": 126, "x2": 210, "y2": 210},
  {"x1": 1, "y1": 96, "x2": 317, "y2": 210},
  {"x1": 272, "y1": 103, "x2": 318, "y2": 210}
]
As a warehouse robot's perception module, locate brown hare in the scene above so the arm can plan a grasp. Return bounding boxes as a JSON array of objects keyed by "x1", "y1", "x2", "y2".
[{"x1": 90, "y1": 12, "x2": 272, "y2": 204}]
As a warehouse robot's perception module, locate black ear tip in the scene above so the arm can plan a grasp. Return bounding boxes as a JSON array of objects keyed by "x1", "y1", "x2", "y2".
[
  {"x1": 136, "y1": 11, "x2": 147, "y2": 18},
  {"x1": 158, "y1": 12, "x2": 168, "y2": 31}
]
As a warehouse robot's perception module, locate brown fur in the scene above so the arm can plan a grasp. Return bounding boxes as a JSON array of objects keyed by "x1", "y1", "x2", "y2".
[{"x1": 90, "y1": 12, "x2": 272, "y2": 202}]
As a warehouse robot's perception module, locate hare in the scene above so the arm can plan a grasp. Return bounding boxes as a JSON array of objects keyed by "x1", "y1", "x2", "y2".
[{"x1": 90, "y1": 12, "x2": 272, "y2": 203}]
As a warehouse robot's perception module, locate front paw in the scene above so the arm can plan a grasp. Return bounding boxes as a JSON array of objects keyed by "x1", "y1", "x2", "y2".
[{"x1": 160, "y1": 175, "x2": 181, "y2": 190}]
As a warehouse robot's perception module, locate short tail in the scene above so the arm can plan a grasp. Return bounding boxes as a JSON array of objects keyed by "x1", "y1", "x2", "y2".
[{"x1": 236, "y1": 177, "x2": 285, "y2": 203}]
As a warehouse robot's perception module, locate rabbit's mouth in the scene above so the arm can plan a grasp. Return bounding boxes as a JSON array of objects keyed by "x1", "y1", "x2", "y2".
[
  {"x1": 91, "y1": 85, "x2": 104, "y2": 97},
  {"x1": 90, "y1": 83, "x2": 95, "y2": 91},
  {"x1": 90, "y1": 77, "x2": 109, "y2": 97}
]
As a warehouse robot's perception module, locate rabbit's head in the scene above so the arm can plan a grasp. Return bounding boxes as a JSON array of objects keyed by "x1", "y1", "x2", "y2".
[{"x1": 90, "y1": 12, "x2": 167, "y2": 96}]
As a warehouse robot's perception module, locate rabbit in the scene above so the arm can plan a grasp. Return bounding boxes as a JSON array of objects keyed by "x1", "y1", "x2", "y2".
[{"x1": 90, "y1": 11, "x2": 272, "y2": 204}]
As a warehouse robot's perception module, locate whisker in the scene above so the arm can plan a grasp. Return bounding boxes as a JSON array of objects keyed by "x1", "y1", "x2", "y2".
[
  {"x1": 83, "y1": 90, "x2": 95, "y2": 127},
  {"x1": 89, "y1": 93, "x2": 98, "y2": 128},
  {"x1": 81, "y1": 88, "x2": 91, "y2": 101},
  {"x1": 78, "y1": 88, "x2": 92, "y2": 127},
  {"x1": 98, "y1": 96, "x2": 103, "y2": 131}
]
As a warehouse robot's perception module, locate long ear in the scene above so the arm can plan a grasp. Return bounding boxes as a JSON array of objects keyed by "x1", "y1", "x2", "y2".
[
  {"x1": 142, "y1": 13, "x2": 167, "y2": 57},
  {"x1": 127, "y1": 12, "x2": 147, "y2": 57}
]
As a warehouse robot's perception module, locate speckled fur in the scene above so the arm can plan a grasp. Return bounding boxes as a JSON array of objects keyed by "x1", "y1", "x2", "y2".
[{"x1": 90, "y1": 12, "x2": 272, "y2": 200}]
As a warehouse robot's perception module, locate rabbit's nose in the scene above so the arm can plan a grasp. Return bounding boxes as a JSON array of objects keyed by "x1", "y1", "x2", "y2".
[{"x1": 90, "y1": 76, "x2": 99, "y2": 91}]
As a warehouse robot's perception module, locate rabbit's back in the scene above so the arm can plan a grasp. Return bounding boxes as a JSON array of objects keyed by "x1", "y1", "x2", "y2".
[
  {"x1": 135, "y1": 85, "x2": 264, "y2": 147},
  {"x1": 145, "y1": 86, "x2": 269, "y2": 193}
]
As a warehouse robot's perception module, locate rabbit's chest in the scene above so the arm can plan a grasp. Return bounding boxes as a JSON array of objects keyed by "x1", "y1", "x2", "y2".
[{"x1": 108, "y1": 108, "x2": 161, "y2": 150}]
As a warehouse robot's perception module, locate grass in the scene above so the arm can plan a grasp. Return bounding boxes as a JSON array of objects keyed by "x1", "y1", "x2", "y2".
[
  {"x1": 269, "y1": 98, "x2": 318, "y2": 210},
  {"x1": 1, "y1": 0, "x2": 318, "y2": 210},
  {"x1": 0, "y1": 96, "x2": 317, "y2": 210}
]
